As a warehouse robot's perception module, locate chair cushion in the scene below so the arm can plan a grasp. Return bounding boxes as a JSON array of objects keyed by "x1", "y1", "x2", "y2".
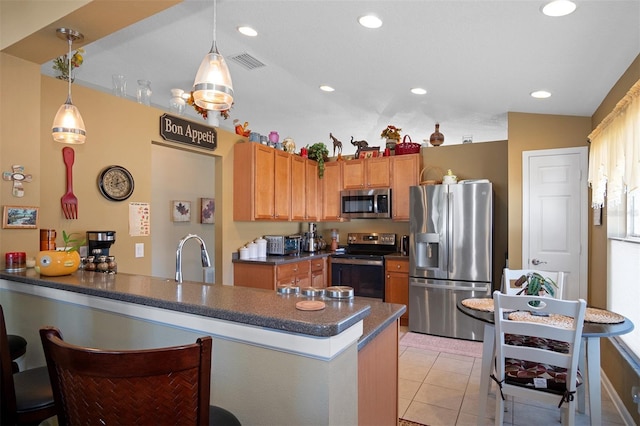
[
  {"x1": 504, "y1": 358, "x2": 582, "y2": 393},
  {"x1": 503, "y1": 333, "x2": 581, "y2": 393},
  {"x1": 210, "y1": 405, "x2": 241, "y2": 426},
  {"x1": 505, "y1": 333, "x2": 570, "y2": 353},
  {"x1": 13, "y1": 366, "x2": 55, "y2": 413}
]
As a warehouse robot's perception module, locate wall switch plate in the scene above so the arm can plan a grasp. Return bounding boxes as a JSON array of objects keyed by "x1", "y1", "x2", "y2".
[{"x1": 135, "y1": 243, "x2": 144, "y2": 258}]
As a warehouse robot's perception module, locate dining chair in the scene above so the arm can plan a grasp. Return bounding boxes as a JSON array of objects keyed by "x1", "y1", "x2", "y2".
[
  {"x1": 0, "y1": 305, "x2": 56, "y2": 425},
  {"x1": 502, "y1": 268, "x2": 565, "y2": 299},
  {"x1": 39, "y1": 326, "x2": 241, "y2": 426},
  {"x1": 491, "y1": 291, "x2": 586, "y2": 425}
]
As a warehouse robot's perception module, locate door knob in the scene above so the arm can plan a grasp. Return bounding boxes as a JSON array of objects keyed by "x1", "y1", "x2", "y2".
[{"x1": 531, "y1": 258, "x2": 547, "y2": 265}]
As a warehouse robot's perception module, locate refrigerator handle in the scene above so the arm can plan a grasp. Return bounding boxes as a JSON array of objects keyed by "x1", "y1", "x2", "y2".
[{"x1": 448, "y1": 191, "x2": 454, "y2": 273}]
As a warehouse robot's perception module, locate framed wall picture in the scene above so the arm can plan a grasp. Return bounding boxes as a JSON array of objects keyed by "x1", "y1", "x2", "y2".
[
  {"x1": 2, "y1": 205, "x2": 39, "y2": 229},
  {"x1": 200, "y1": 198, "x2": 215, "y2": 224},
  {"x1": 171, "y1": 200, "x2": 191, "y2": 222}
]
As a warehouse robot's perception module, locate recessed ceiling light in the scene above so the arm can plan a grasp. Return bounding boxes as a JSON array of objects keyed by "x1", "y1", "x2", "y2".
[
  {"x1": 411, "y1": 88, "x2": 427, "y2": 95},
  {"x1": 238, "y1": 26, "x2": 258, "y2": 37},
  {"x1": 531, "y1": 90, "x2": 552, "y2": 99},
  {"x1": 320, "y1": 85, "x2": 335, "y2": 92},
  {"x1": 542, "y1": 0, "x2": 577, "y2": 17},
  {"x1": 358, "y1": 14, "x2": 382, "y2": 29}
]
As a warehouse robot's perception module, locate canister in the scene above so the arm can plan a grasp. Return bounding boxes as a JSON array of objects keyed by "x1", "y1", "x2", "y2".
[
  {"x1": 5, "y1": 252, "x2": 26, "y2": 272},
  {"x1": 239, "y1": 246, "x2": 249, "y2": 260},
  {"x1": 247, "y1": 242, "x2": 258, "y2": 259},
  {"x1": 255, "y1": 237, "x2": 267, "y2": 258},
  {"x1": 40, "y1": 229, "x2": 56, "y2": 250}
]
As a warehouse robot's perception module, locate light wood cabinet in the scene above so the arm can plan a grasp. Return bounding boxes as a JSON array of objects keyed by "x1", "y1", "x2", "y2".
[
  {"x1": 385, "y1": 257, "x2": 409, "y2": 326},
  {"x1": 391, "y1": 153, "x2": 420, "y2": 221},
  {"x1": 343, "y1": 156, "x2": 391, "y2": 189},
  {"x1": 358, "y1": 320, "x2": 399, "y2": 425},
  {"x1": 320, "y1": 161, "x2": 344, "y2": 221},
  {"x1": 234, "y1": 143, "x2": 291, "y2": 221},
  {"x1": 234, "y1": 256, "x2": 328, "y2": 290},
  {"x1": 290, "y1": 155, "x2": 306, "y2": 221},
  {"x1": 276, "y1": 260, "x2": 311, "y2": 287},
  {"x1": 305, "y1": 160, "x2": 319, "y2": 221},
  {"x1": 310, "y1": 257, "x2": 326, "y2": 288}
]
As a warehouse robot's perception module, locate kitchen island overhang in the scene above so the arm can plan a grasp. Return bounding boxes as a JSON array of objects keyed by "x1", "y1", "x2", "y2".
[{"x1": 0, "y1": 270, "x2": 404, "y2": 426}]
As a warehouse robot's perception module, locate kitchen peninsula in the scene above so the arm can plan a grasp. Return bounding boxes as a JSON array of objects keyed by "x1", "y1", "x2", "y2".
[{"x1": 0, "y1": 269, "x2": 404, "y2": 426}]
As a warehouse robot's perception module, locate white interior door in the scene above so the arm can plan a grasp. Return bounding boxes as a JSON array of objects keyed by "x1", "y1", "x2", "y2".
[{"x1": 522, "y1": 147, "x2": 588, "y2": 301}]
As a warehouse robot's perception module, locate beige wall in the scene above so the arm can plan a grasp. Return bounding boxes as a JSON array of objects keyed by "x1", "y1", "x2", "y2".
[
  {"x1": 591, "y1": 54, "x2": 640, "y2": 425},
  {"x1": 506, "y1": 112, "x2": 592, "y2": 271},
  {"x1": 419, "y1": 141, "x2": 509, "y2": 290}
]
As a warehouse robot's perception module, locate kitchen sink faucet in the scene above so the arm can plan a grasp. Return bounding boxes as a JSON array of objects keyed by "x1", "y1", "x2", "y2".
[{"x1": 175, "y1": 234, "x2": 212, "y2": 283}]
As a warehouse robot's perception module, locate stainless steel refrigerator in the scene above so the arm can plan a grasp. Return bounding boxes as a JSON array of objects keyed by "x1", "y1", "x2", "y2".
[{"x1": 408, "y1": 181, "x2": 493, "y2": 341}]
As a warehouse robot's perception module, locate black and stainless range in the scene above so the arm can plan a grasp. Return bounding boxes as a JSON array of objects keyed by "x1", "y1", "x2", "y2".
[{"x1": 330, "y1": 232, "x2": 396, "y2": 300}]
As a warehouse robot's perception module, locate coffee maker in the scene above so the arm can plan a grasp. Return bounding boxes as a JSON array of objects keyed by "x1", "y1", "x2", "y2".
[{"x1": 87, "y1": 231, "x2": 116, "y2": 257}]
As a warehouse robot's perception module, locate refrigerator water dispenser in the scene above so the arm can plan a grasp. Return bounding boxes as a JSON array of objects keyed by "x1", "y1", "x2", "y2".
[{"x1": 415, "y1": 232, "x2": 440, "y2": 269}]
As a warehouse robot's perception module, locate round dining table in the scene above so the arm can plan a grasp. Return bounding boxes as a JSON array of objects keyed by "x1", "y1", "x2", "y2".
[{"x1": 457, "y1": 299, "x2": 634, "y2": 426}]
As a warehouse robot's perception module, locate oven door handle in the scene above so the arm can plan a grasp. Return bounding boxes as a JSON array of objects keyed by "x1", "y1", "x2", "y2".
[{"x1": 330, "y1": 257, "x2": 384, "y2": 266}]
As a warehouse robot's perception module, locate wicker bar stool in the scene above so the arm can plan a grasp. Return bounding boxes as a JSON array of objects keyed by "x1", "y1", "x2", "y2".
[
  {"x1": 1, "y1": 305, "x2": 56, "y2": 425},
  {"x1": 39, "y1": 326, "x2": 241, "y2": 426}
]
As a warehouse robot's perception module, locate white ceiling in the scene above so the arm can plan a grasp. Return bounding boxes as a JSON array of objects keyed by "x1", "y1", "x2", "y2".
[{"x1": 42, "y1": 0, "x2": 640, "y2": 156}]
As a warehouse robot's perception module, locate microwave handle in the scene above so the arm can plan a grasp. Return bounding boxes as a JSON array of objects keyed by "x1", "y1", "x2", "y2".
[{"x1": 373, "y1": 194, "x2": 379, "y2": 213}]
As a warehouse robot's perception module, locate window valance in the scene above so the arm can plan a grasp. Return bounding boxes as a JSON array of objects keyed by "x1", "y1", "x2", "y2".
[{"x1": 588, "y1": 79, "x2": 640, "y2": 208}]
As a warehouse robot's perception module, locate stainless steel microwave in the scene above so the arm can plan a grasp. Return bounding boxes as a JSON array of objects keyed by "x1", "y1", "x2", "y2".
[{"x1": 340, "y1": 188, "x2": 392, "y2": 219}]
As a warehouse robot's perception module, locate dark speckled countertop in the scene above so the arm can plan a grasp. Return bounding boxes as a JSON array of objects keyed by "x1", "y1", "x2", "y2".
[
  {"x1": 231, "y1": 251, "x2": 331, "y2": 265},
  {"x1": 0, "y1": 269, "x2": 404, "y2": 350}
]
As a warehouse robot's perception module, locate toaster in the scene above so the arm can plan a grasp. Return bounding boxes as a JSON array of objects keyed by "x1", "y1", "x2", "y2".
[{"x1": 264, "y1": 235, "x2": 301, "y2": 255}]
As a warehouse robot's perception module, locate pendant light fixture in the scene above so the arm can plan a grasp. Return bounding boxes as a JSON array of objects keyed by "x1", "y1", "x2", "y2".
[
  {"x1": 52, "y1": 28, "x2": 86, "y2": 144},
  {"x1": 192, "y1": 0, "x2": 234, "y2": 111}
]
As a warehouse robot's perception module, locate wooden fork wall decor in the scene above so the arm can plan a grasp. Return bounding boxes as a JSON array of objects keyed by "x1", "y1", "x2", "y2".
[{"x1": 61, "y1": 147, "x2": 78, "y2": 219}]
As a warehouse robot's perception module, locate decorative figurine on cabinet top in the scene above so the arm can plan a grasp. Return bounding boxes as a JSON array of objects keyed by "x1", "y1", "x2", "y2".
[{"x1": 233, "y1": 119, "x2": 251, "y2": 137}]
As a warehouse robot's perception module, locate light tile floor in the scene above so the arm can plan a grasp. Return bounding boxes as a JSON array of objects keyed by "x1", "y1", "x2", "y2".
[{"x1": 398, "y1": 327, "x2": 627, "y2": 426}]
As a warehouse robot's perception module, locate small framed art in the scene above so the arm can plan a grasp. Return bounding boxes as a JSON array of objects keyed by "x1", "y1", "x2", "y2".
[
  {"x1": 358, "y1": 147, "x2": 380, "y2": 159},
  {"x1": 171, "y1": 200, "x2": 191, "y2": 222},
  {"x1": 200, "y1": 198, "x2": 215, "y2": 224},
  {"x1": 2, "y1": 205, "x2": 39, "y2": 229}
]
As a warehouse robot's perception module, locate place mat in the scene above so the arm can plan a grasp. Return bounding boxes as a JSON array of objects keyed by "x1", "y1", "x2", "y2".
[
  {"x1": 585, "y1": 307, "x2": 625, "y2": 324},
  {"x1": 508, "y1": 311, "x2": 574, "y2": 329},
  {"x1": 295, "y1": 300, "x2": 325, "y2": 311},
  {"x1": 461, "y1": 298, "x2": 494, "y2": 312}
]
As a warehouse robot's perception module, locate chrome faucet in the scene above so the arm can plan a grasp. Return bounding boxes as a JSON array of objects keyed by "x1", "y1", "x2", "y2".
[{"x1": 175, "y1": 234, "x2": 212, "y2": 283}]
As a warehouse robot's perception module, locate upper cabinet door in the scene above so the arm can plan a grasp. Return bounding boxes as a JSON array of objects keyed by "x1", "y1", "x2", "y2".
[
  {"x1": 343, "y1": 157, "x2": 390, "y2": 189},
  {"x1": 273, "y1": 150, "x2": 291, "y2": 220},
  {"x1": 290, "y1": 155, "x2": 306, "y2": 221},
  {"x1": 391, "y1": 154, "x2": 420, "y2": 221}
]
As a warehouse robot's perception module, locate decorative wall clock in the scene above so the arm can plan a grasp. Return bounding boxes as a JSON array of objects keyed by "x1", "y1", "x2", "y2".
[{"x1": 97, "y1": 165, "x2": 134, "y2": 201}]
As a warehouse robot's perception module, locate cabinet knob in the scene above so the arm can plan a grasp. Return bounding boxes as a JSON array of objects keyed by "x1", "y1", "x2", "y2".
[{"x1": 397, "y1": 264, "x2": 401, "y2": 269}]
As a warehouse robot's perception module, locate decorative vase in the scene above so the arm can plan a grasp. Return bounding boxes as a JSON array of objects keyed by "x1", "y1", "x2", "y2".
[
  {"x1": 269, "y1": 131, "x2": 279, "y2": 144},
  {"x1": 35, "y1": 250, "x2": 81, "y2": 276},
  {"x1": 429, "y1": 123, "x2": 445, "y2": 147},
  {"x1": 206, "y1": 113, "x2": 220, "y2": 127}
]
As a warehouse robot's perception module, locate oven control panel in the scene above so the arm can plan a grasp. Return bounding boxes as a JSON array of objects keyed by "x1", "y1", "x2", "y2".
[{"x1": 346, "y1": 233, "x2": 396, "y2": 246}]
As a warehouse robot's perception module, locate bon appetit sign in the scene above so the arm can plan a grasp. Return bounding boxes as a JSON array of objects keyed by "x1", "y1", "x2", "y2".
[{"x1": 159, "y1": 113, "x2": 217, "y2": 151}]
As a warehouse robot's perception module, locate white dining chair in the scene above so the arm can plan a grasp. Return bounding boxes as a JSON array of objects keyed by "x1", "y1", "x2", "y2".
[
  {"x1": 502, "y1": 268, "x2": 565, "y2": 299},
  {"x1": 491, "y1": 291, "x2": 586, "y2": 425}
]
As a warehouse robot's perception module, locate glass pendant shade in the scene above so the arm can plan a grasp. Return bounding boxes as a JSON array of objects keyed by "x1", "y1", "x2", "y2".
[
  {"x1": 193, "y1": 43, "x2": 234, "y2": 111},
  {"x1": 52, "y1": 27, "x2": 86, "y2": 144},
  {"x1": 52, "y1": 97, "x2": 86, "y2": 144}
]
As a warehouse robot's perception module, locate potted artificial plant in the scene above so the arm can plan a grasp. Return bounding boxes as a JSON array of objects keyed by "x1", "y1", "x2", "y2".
[
  {"x1": 36, "y1": 231, "x2": 85, "y2": 276},
  {"x1": 514, "y1": 272, "x2": 558, "y2": 305},
  {"x1": 307, "y1": 142, "x2": 329, "y2": 179}
]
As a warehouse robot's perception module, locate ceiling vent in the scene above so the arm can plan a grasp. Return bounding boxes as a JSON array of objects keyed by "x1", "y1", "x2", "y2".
[{"x1": 229, "y1": 52, "x2": 265, "y2": 70}]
